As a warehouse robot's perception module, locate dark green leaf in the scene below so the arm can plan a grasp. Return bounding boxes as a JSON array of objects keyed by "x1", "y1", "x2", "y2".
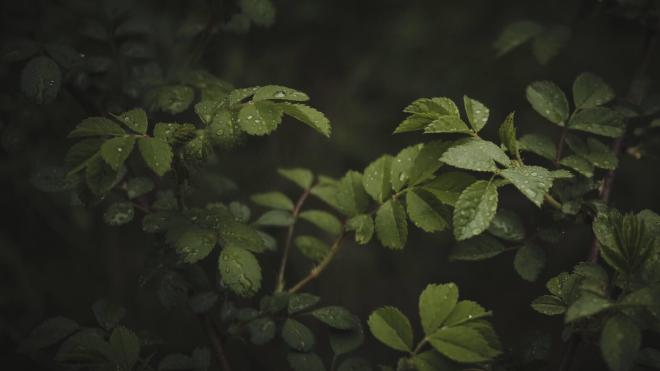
[
  {"x1": 453, "y1": 180, "x2": 498, "y2": 241},
  {"x1": 526, "y1": 81, "x2": 569, "y2": 125},
  {"x1": 218, "y1": 246, "x2": 261, "y2": 297},
  {"x1": 513, "y1": 244, "x2": 546, "y2": 282},
  {"x1": 21, "y1": 56, "x2": 61, "y2": 104},
  {"x1": 375, "y1": 199, "x2": 408, "y2": 249},
  {"x1": 367, "y1": 306, "x2": 413, "y2": 352},
  {"x1": 449, "y1": 235, "x2": 509, "y2": 261},
  {"x1": 281, "y1": 319, "x2": 315, "y2": 352}
]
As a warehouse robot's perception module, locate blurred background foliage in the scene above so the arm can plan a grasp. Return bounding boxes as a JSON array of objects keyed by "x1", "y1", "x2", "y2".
[{"x1": 1, "y1": 0, "x2": 659, "y2": 369}]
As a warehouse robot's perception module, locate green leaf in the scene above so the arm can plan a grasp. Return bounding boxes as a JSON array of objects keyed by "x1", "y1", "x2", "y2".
[
  {"x1": 513, "y1": 244, "x2": 546, "y2": 282},
  {"x1": 167, "y1": 226, "x2": 217, "y2": 263},
  {"x1": 21, "y1": 316, "x2": 80, "y2": 350},
  {"x1": 150, "y1": 85, "x2": 195, "y2": 114},
  {"x1": 126, "y1": 177, "x2": 154, "y2": 199},
  {"x1": 444, "y1": 300, "x2": 488, "y2": 326},
  {"x1": 413, "y1": 351, "x2": 454, "y2": 371},
  {"x1": 104, "y1": 202, "x2": 135, "y2": 226},
  {"x1": 440, "y1": 138, "x2": 510, "y2": 172},
  {"x1": 532, "y1": 25, "x2": 571, "y2": 65},
  {"x1": 424, "y1": 115, "x2": 471, "y2": 134},
  {"x1": 85, "y1": 155, "x2": 119, "y2": 195},
  {"x1": 498, "y1": 112, "x2": 519, "y2": 158},
  {"x1": 218, "y1": 220, "x2": 266, "y2": 253},
  {"x1": 394, "y1": 115, "x2": 434, "y2": 133},
  {"x1": 138, "y1": 137, "x2": 173, "y2": 176},
  {"x1": 100, "y1": 136, "x2": 135, "y2": 170},
  {"x1": 253, "y1": 85, "x2": 309, "y2": 102},
  {"x1": 453, "y1": 180, "x2": 498, "y2": 241},
  {"x1": 240, "y1": 0, "x2": 276, "y2": 27},
  {"x1": 519, "y1": 133, "x2": 557, "y2": 161},
  {"x1": 247, "y1": 318, "x2": 276, "y2": 345},
  {"x1": 279, "y1": 102, "x2": 331, "y2": 138},
  {"x1": 531, "y1": 295, "x2": 566, "y2": 315},
  {"x1": 601, "y1": 315, "x2": 640, "y2": 371},
  {"x1": 421, "y1": 171, "x2": 476, "y2": 206},
  {"x1": 346, "y1": 214, "x2": 374, "y2": 245},
  {"x1": 336, "y1": 171, "x2": 370, "y2": 216},
  {"x1": 429, "y1": 325, "x2": 500, "y2": 363},
  {"x1": 493, "y1": 20, "x2": 542, "y2": 56},
  {"x1": 463, "y1": 96, "x2": 489, "y2": 132},
  {"x1": 21, "y1": 56, "x2": 61, "y2": 104},
  {"x1": 229, "y1": 87, "x2": 259, "y2": 106},
  {"x1": 565, "y1": 292, "x2": 611, "y2": 323},
  {"x1": 255, "y1": 210, "x2": 294, "y2": 226},
  {"x1": 500, "y1": 165, "x2": 553, "y2": 207},
  {"x1": 299, "y1": 210, "x2": 342, "y2": 236},
  {"x1": 584, "y1": 137, "x2": 618, "y2": 170},
  {"x1": 238, "y1": 101, "x2": 283, "y2": 135},
  {"x1": 281, "y1": 319, "x2": 314, "y2": 352},
  {"x1": 287, "y1": 352, "x2": 326, "y2": 371},
  {"x1": 449, "y1": 235, "x2": 508, "y2": 261},
  {"x1": 154, "y1": 122, "x2": 196, "y2": 144},
  {"x1": 406, "y1": 190, "x2": 449, "y2": 232},
  {"x1": 251, "y1": 191, "x2": 294, "y2": 211},
  {"x1": 69, "y1": 117, "x2": 126, "y2": 138},
  {"x1": 109, "y1": 326, "x2": 140, "y2": 371},
  {"x1": 526, "y1": 81, "x2": 569, "y2": 125},
  {"x1": 367, "y1": 306, "x2": 413, "y2": 352},
  {"x1": 394, "y1": 97, "x2": 459, "y2": 133},
  {"x1": 488, "y1": 209, "x2": 525, "y2": 241},
  {"x1": 207, "y1": 109, "x2": 243, "y2": 149},
  {"x1": 114, "y1": 109, "x2": 148, "y2": 134},
  {"x1": 568, "y1": 107, "x2": 625, "y2": 138},
  {"x1": 407, "y1": 141, "x2": 449, "y2": 186},
  {"x1": 573, "y1": 72, "x2": 615, "y2": 109},
  {"x1": 311, "y1": 182, "x2": 342, "y2": 211},
  {"x1": 560, "y1": 155, "x2": 594, "y2": 177},
  {"x1": 92, "y1": 299, "x2": 126, "y2": 331},
  {"x1": 547, "y1": 272, "x2": 580, "y2": 302},
  {"x1": 55, "y1": 328, "x2": 113, "y2": 363},
  {"x1": 295, "y1": 235, "x2": 329, "y2": 262},
  {"x1": 218, "y1": 246, "x2": 261, "y2": 297},
  {"x1": 419, "y1": 283, "x2": 458, "y2": 335},
  {"x1": 390, "y1": 145, "x2": 421, "y2": 191},
  {"x1": 363, "y1": 155, "x2": 393, "y2": 203},
  {"x1": 278, "y1": 168, "x2": 314, "y2": 189},
  {"x1": 375, "y1": 199, "x2": 408, "y2": 249},
  {"x1": 404, "y1": 97, "x2": 459, "y2": 116},
  {"x1": 311, "y1": 306, "x2": 357, "y2": 330},
  {"x1": 330, "y1": 323, "x2": 365, "y2": 355},
  {"x1": 288, "y1": 293, "x2": 320, "y2": 314}
]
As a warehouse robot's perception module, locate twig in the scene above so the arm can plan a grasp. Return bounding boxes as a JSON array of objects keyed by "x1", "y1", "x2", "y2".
[
  {"x1": 198, "y1": 314, "x2": 232, "y2": 371},
  {"x1": 288, "y1": 233, "x2": 347, "y2": 293},
  {"x1": 554, "y1": 126, "x2": 569, "y2": 166},
  {"x1": 275, "y1": 188, "x2": 311, "y2": 292},
  {"x1": 544, "y1": 193, "x2": 563, "y2": 210},
  {"x1": 558, "y1": 20, "x2": 657, "y2": 371}
]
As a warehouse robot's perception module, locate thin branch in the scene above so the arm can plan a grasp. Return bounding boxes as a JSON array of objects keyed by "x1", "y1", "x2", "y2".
[
  {"x1": 555, "y1": 126, "x2": 569, "y2": 166},
  {"x1": 288, "y1": 233, "x2": 347, "y2": 294},
  {"x1": 586, "y1": 26, "x2": 657, "y2": 263},
  {"x1": 559, "y1": 20, "x2": 657, "y2": 371},
  {"x1": 275, "y1": 188, "x2": 311, "y2": 292},
  {"x1": 544, "y1": 193, "x2": 563, "y2": 210},
  {"x1": 198, "y1": 314, "x2": 232, "y2": 371}
]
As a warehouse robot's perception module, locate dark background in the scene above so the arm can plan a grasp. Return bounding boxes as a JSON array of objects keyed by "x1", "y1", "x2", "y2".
[{"x1": 1, "y1": 0, "x2": 659, "y2": 370}]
